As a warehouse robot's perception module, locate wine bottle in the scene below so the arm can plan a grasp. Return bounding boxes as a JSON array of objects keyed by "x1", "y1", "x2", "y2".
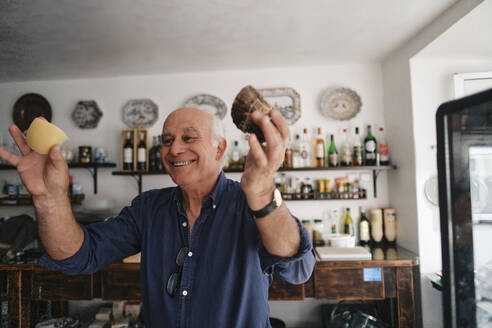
[
  {"x1": 344, "y1": 208, "x2": 354, "y2": 236},
  {"x1": 378, "y1": 127, "x2": 389, "y2": 165},
  {"x1": 123, "y1": 131, "x2": 134, "y2": 170},
  {"x1": 313, "y1": 127, "x2": 325, "y2": 168},
  {"x1": 137, "y1": 132, "x2": 147, "y2": 171},
  {"x1": 328, "y1": 134, "x2": 338, "y2": 167},
  {"x1": 352, "y1": 127, "x2": 363, "y2": 166},
  {"x1": 364, "y1": 125, "x2": 377, "y2": 166},
  {"x1": 148, "y1": 136, "x2": 157, "y2": 171},
  {"x1": 156, "y1": 135, "x2": 164, "y2": 171},
  {"x1": 359, "y1": 207, "x2": 370, "y2": 246}
]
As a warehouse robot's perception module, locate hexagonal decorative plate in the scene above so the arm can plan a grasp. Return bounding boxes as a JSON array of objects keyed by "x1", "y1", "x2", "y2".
[{"x1": 72, "y1": 100, "x2": 103, "y2": 129}]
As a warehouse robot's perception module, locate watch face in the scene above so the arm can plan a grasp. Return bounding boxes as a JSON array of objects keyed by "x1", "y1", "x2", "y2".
[{"x1": 274, "y1": 188, "x2": 283, "y2": 206}]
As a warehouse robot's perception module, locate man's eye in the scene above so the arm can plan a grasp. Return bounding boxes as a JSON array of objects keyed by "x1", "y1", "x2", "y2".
[
  {"x1": 183, "y1": 136, "x2": 197, "y2": 143},
  {"x1": 162, "y1": 138, "x2": 173, "y2": 146}
]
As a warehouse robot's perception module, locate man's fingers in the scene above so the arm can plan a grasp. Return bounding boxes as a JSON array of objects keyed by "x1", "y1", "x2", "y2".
[
  {"x1": 9, "y1": 125, "x2": 32, "y2": 156},
  {"x1": 48, "y1": 144, "x2": 67, "y2": 171},
  {"x1": 269, "y1": 109, "x2": 290, "y2": 145},
  {"x1": 251, "y1": 111, "x2": 282, "y2": 148},
  {"x1": 247, "y1": 133, "x2": 267, "y2": 167},
  {"x1": 0, "y1": 146, "x2": 20, "y2": 167}
]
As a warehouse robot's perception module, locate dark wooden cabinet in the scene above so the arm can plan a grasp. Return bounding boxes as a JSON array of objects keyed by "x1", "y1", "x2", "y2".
[{"x1": 0, "y1": 246, "x2": 420, "y2": 328}]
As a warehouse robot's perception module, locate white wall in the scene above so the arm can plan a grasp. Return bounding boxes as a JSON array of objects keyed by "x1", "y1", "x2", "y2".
[
  {"x1": 409, "y1": 58, "x2": 492, "y2": 328},
  {"x1": 0, "y1": 63, "x2": 391, "y2": 327}
]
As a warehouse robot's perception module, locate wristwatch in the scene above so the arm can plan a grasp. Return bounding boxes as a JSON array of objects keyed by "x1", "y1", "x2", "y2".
[{"x1": 251, "y1": 188, "x2": 283, "y2": 219}]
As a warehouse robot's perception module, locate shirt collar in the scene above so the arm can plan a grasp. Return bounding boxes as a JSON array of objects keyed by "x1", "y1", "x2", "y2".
[{"x1": 172, "y1": 170, "x2": 227, "y2": 210}]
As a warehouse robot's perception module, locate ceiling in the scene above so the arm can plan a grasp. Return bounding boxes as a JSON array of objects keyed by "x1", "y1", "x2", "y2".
[
  {"x1": 0, "y1": 0, "x2": 460, "y2": 83},
  {"x1": 417, "y1": 0, "x2": 492, "y2": 59}
]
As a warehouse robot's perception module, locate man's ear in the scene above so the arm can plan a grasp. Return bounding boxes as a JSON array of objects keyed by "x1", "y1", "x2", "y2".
[{"x1": 216, "y1": 138, "x2": 227, "y2": 161}]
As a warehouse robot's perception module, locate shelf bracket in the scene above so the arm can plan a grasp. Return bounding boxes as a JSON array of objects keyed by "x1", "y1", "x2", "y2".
[
  {"x1": 84, "y1": 167, "x2": 99, "y2": 194},
  {"x1": 372, "y1": 169, "x2": 382, "y2": 198},
  {"x1": 130, "y1": 174, "x2": 143, "y2": 195}
]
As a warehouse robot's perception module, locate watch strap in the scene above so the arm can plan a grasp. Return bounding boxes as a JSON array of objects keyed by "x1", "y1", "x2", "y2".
[{"x1": 251, "y1": 200, "x2": 279, "y2": 219}]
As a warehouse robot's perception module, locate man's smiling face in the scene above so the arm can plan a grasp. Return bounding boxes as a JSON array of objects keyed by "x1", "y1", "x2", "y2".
[{"x1": 161, "y1": 107, "x2": 223, "y2": 189}]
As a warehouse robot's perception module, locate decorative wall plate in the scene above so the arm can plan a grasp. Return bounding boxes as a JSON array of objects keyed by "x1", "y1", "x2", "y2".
[
  {"x1": 183, "y1": 94, "x2": 227, "y2": 119},
  {"x1": 72, "y1": 100, "x2": 103, "y2": 129},
  {"x1": 13, "y1": 93, "x2": 52, "y2": 131},
  {"x1": 320, "y1": 87, "x2": 362, "y2": 121},
  {"x1": 122, "y1": 99, "x2": 159, "y2": 128},
  {"x1": 258, "y1": 87, "x2": 301, "y2": 125}
]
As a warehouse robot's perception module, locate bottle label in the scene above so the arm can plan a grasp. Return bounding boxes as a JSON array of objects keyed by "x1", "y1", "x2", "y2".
[
  {"x1": 138, "y1": 148, "x2": 146, "y2": 162},
  {"x1": 365, "y1": 140, "x2": 376, "y2": 152},
  {"x1": 316, "y1": 144, "x2": 324, "y2": 158},
  {"x1": 124, "y1": 148, "x2": 133, "y2": 163},
  {"x1": 232, "y1": 150, "x2": 240, "y2": 162},
  {"x1": 360, "y1": 221, "x2": 370, "y2": 241},
  {"x1": 301, "y1": 150, "x2": 309, "y2": 160},
  {"x1": 379, "y1": 144, "x2": 389, "y2": 161},
  {"x1": 329, "y1": 153, "x2": 338, "y2": 165}
]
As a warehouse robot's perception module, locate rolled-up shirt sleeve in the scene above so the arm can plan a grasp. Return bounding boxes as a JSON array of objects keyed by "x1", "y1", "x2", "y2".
[
  {"x1": 258, "y1": 216, "x2": 316, "y2": 285},
  {"x1": 40, "y1": 196, "x2": 144, "y2": 275}
]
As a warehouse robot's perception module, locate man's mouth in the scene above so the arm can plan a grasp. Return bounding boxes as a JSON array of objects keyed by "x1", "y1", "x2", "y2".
[{"x1": 171, "y1": 159, "x2": 197, "y2": 167}]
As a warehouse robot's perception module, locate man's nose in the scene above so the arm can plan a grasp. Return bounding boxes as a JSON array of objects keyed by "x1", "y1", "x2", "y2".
[{"x1": 169, "y1": 139, "x2": 186, "y2": 155}]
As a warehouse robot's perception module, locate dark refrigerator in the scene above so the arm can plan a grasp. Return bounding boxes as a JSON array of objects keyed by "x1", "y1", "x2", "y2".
[{"x1": 436, "y1": 87, "x2": 492, "y2": 327}]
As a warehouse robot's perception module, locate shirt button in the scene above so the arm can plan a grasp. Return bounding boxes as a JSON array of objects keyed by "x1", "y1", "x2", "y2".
[
  {"x1": 212, "y1": 204, "x2": 216, "y2": 209},
  {"x1": 188, "y1": 251, "x2": 193, "y2": 257},
  {"x1": 182, "y1": 222, "x2": 187, "y2": 227},
  {"x1": 182, "y1": 290, "x2": 188, "y2": 296}
]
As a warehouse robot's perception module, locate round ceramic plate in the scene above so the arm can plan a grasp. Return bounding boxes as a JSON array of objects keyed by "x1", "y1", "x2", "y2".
[
  {"x1": 72, "y1": 100, "x2": 103, "y2": 129},
  {"x1": 320, "y1": 87, "x2": 362, "y2": 121},
  {"x1": 13, "y1": 93, "x2": 52, "y2": 131},
  {"x1": 184, "y1": 94, "x2": 227, "y2": 119},
  {"x1": 122, "y1": 99, "x2": 159, "y2": 128},
  {"x1": 424, "y1": 175, "x2": 439, "y2": 206}
]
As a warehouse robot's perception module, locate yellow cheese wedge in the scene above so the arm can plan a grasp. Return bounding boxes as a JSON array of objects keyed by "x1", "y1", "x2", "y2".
[{"x1": 25, "y1": 118, "x2": 68, "y2": 154}]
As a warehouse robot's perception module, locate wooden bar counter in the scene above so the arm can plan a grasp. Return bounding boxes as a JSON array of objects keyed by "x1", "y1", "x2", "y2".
[{"x1": 0, "y1": 246, "x2": 420, "y2": 327}]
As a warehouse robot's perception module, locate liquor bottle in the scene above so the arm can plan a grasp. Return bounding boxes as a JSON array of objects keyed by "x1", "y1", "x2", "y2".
[
  {"x1": 343, "y1": 208, "x2": 355, "y2": 236},
  {"x1": 137, "y1": 132, "x2": 147, "y2": 171},
  {"x1": 292, "y1": 134, "x2": 302, "y2": 168},
  {"x1": 328, "y1": 134, "x2": 338, "y2": 167},
  {"x1": 364, "y1": 125, "x2": 377, "y2": 166},
  {"x1": 341, "y1": 128, "x2": 352, "y2": 166},
  {"x1": 352, "y1": 127, "x2": 363, "y2": 166},
  {"x1": 378, "y1": 127, "x2": 389, "y2": 165},
  {"x1": 313, "y1": 127, "x2": 325, "y2": 168},
  {"x1": 228, "y1": 140, "x2": 244, "y2": 170},
  {"x1": 299, "y1": 128, "x2": 311, "y2": 167},
  {"x1": 123, "y1": 131, "x2": 134, "y2": 170},
  {"x1": 359, "y1": 207, "x2": 371, "y2": 246},
  {"x1": 283, "y1": 137, "x2": 294, "y2": 168}
]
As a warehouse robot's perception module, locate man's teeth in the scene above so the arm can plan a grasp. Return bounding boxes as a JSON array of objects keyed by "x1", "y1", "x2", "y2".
[{"x1": 173, "y1": 160, "x2": 195, "y2": 167}]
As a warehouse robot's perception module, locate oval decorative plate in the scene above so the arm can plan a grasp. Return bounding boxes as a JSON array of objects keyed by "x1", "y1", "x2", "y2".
[
  {"x1": 320, "y1": 87, "x2": 362, "y2": 121},
  {"x1": 258, "y1": 87, "x2": 301, "y2": 125},
  {"x1": 183, "y1": 94, "x2": 227, "y2": 119},
  {"x1": 72, "y1": 100, "x2": 103, "y2": 129},
  {"x1": 122, "y1": 99, "x2": 159, "y2": 128}
]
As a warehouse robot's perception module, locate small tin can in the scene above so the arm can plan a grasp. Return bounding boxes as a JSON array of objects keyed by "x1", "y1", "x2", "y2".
[{"x1": 79, "y1": 146, "x2": 92, "y2": 163}]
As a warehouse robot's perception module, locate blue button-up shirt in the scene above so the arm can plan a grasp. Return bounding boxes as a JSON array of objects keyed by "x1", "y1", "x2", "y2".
[{"x1": 41, "y1": 171, "x2": 315, "y2": 328}]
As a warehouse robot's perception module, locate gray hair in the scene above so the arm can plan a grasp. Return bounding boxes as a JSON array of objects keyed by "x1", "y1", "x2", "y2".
[{"x1": 211, "y1": 115, "x2": 226, "y2": 147}]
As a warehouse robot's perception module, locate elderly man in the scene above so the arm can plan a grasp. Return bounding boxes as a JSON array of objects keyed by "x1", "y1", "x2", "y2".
[{"x1": 0, "y1": 107, "x2": 315, "y2": 327}]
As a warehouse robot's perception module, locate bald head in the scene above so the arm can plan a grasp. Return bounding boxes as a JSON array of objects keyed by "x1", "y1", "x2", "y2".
[{"x1": 164, "y1": 107, "x2": 225, "y2": 146}]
